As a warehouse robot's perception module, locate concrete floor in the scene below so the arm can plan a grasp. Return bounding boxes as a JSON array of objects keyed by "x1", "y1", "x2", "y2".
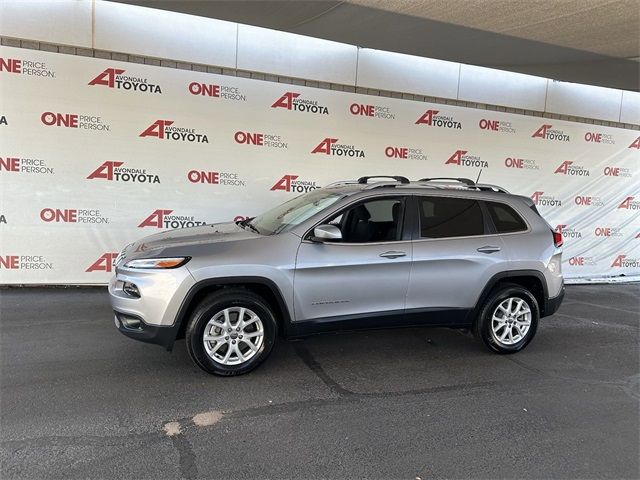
[{"x1": 0, "y1": 284, "x2": 638, "y2": 479}]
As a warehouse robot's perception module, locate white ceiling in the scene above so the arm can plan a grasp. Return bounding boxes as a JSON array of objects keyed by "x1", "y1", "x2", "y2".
[{"x1": 117, "y1": 0, "x2": 640, "y2": 90}]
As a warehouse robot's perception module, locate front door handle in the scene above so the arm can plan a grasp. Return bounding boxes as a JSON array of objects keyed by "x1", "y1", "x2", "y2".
[
  {"x1": 477, "y1": 245, "x2": 501, "y2": 254},
  {"x1": 380, "y1": 251, "x2": 406, "y2": 259}
]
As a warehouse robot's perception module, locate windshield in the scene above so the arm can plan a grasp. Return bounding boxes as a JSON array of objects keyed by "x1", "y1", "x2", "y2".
[{"x1": 244, "y1": 190, "x2": 346, "y2": 235}]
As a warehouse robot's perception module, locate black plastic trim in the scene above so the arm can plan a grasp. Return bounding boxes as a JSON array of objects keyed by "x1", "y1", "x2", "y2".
[
  {"x1": 287, "y1": 307, "x2": 471, "y2": 337},
  {"x1": 544, "y1": 285, "x2": 565, "y2": 317},
  {"x1": 470, "y1": 270, "x2": 551, "y2": 320},
  {"x1": 114, "y1": 311, "x2": 178, "y2": 350}
]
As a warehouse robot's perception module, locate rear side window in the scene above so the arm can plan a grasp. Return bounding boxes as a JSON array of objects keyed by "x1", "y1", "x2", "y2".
[
  {"x1": 418, "y1": 197, "x2": 484, "y2": 238},
  {"x1": 486, "y1": 201, "x2": 527, "y2": 233}
]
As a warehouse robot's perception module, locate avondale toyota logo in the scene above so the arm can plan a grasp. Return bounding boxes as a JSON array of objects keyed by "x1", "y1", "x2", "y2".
[
  {"x1": 554, "y1": 161, "x2": 590, "y2": 176},
  {"x1": 1, "y1": 156, "x2": 54, "y2": 175},
  {"x1": 532, "y1": 124, "x2": 570, "y2": 142},
  {"x1": 85, "y1": 253, "x2": 118, "y2": 273},
  {"x1": 271, "y1": 92, "x2": 329, "y2": 115},
  {"x1": 87, "y1": 161, "x2": 160, "y2": 184},
  {"x1": 311, "y1": 138, "x2": 365, "y2": 158},
  {"x1": 0, "y1": 57, "x2": 55, "y2": 78},
  {"x1": 555, "y1": 224, "x2": 582, "y2": 239},
  {"x1": 270, "y1": 175, "x2": 320, "y2": 193},
  {"x1": 611, "y1": 254, "x2": 640, "y2": 268},
  {"x1": 445, "y1": 150, "x2": 487, "y2": 168},
  {"x1": 138, "y1": 209, "x2": 207, "y2": 229},
  {"x1": 531, "y1": 191, "x2": 561, "y2": 207},
  {"x1": 140, "y1": 120, "x2": 209, "y2": 143},
  {"x1": 618, "y1": 197, "x2": 640, "y2": 210},
  {"x1": 88, "y1": 68, "x2": 162, "y2": 94},
  {"x1": 415, "y1": 110, "x2": 462, "y2": 129},
  {"x1": 629, "y1": 136, "x2": 640, "y2": 149}
]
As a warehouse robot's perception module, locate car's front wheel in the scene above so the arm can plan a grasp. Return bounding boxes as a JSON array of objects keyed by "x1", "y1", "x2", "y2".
[
  {"x1": 474, "y1": 283, "x2": 539, "y2": 354},
  {"x1": 185, "y1": 289, "x2": 277, "y2": 376}
]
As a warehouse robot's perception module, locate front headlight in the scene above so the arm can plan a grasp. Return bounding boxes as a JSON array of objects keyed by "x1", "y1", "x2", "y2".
[{"x1": 123, "y1": 257, "x2": 190, "y2": 269}]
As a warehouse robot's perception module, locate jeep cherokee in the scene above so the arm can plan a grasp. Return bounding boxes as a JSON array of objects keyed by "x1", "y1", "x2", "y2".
[{"x1": 109, "y1": 176, "x2": 565, "y2": 376}]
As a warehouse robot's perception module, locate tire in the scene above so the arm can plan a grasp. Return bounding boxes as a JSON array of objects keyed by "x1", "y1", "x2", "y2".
[
  {"x1": 185, "y1": 289, "x2": 277, "y2": 376},
  {"x1": 474, "y1": 283, "x2": 539, "y2": 354}
]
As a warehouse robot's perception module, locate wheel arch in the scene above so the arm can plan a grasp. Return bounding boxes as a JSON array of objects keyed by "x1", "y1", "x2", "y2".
[
  {"x1": 470, "y1": 270, "x2": 548, "y2": 323},
  {"x1": 173, "y1": 277, "x2": 293, "y2": 345}
]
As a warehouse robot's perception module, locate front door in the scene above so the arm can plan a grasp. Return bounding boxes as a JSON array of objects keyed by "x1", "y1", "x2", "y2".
[{"x1": 293, "y1": 196, "x2": 412, "y2": 323}]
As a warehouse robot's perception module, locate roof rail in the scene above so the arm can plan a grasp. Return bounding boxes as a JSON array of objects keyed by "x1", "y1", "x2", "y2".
[
  {"x1": 357, "y1": 175, "x2": 410, "y2": 184},
  {"x1": 324, "y1": 180, "x2": 359, "y2": 188},
  {"x1": 476, "y1": 183, "x2": 510, "y2": 193},
  {"x1": 418, "y1": 177, "x2": 476, "y2": 186}
]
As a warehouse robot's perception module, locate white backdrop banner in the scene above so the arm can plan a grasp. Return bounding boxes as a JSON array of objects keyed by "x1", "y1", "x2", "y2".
[{"x1": 1, "y1": 46, "x2": 639, "y2": 284}]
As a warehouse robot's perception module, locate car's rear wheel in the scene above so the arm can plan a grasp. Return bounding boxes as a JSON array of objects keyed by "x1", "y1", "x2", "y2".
[
  {"x1": 474, "y1": 283, "x2": 539, "y2": 354},
  {"x1": 185, "y1": 289, "x2": 277, "y2": 376}
]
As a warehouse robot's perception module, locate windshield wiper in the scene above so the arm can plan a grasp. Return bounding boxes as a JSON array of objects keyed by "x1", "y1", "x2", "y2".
[{"x1": 237, "y1": 217, "x2": 260, "y2": 235}]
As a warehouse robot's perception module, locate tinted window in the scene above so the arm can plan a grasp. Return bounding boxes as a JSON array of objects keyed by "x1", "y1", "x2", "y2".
[
  {"x1": 419, "y1": 197, "x2": 484, "y2": 238},
  {"x1": 486, "y1": 202, "x2": 528, "y2": 233}
]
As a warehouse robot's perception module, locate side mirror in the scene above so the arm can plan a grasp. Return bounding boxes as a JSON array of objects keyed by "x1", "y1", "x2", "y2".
[{"x1": 311, "y1": 224, "x2": 342, "y2": 242}]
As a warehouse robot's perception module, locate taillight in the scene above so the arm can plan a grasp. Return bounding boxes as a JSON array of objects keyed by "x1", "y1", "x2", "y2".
[{"x1": 552, "y1": 229, "x2": 563, "y2": 248}]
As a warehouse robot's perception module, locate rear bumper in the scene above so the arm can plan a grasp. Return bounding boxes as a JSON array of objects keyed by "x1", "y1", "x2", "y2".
[
  {"x1": 543, "y1": 284, "x2": 565, "y2": 317},
  {"x1": 113, "y1": 311, "x2": 179, "y2": 350}
]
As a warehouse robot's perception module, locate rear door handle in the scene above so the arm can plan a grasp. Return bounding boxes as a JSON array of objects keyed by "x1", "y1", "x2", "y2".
[
  {"x1": 379, "y1": 251, "x2": 406, "y2": 259},
  {"x1": 477, "y1": 245, "x2": 501, "y2": 254}
]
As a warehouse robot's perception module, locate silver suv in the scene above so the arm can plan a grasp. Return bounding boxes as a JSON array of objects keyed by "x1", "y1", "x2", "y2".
[{"x1": 110, "y1": 176, "x2": 565, "y2": 376}]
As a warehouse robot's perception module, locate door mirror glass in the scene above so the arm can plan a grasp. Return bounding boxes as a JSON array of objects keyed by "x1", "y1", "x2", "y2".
[{"x1": 312, "y1": 224, "x2": 342, "y2": 242}]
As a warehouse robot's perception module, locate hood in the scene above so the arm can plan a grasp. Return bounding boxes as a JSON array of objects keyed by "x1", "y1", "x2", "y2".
[{"x1": 121, "y1": 221, "x2": 259, "y2": 259}]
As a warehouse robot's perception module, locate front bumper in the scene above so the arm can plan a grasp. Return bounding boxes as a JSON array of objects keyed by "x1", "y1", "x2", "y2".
[
  {"x1": 543, "y1": 284, "x2": 565, "y2": 317},
  {"x1": 109, "y1": 265, "x2": 196, "y2": 348},
  {"x1": 114, "y1": 311, "x2": 179, "y2": 350}
]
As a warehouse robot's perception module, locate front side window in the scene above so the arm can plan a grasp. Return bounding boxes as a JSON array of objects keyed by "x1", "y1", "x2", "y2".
[
  {"x1": 419, "y1": 197, "x2": 484, "y2": 238},
  {"x1": 486, "y1": 201, "x2": 527, "y2": 233},
  {"x1": 246, "y1": 190, "x2": 347, "y2": 235},
  {"x1": 325, "y1": 197, "x2": 404, "y2": 243}
]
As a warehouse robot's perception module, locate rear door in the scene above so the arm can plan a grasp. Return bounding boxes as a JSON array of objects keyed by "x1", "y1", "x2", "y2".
[
  {"x1": 293, "y1": 195, "x2": 412, "y2": 323},
  {"x1": 406, "y1": 195, "x2": 509, "y2": 323}
]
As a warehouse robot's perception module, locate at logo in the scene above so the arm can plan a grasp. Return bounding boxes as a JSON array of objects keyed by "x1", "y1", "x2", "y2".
[
  {"x1": 272, "y1": 92, "x2": 300, "y2": 109},
  {"x1": 88, "y1": 68, "x2": 125, "y2": 87},
  {"x1": 87, "y1": 161, "x2": 124, "y2": 180},
  {"x1": 138, "y1": 209, "x2": 173, "y2": 228},
  {"x1": 629, "y1": 137, "x2": 640, "y2": 149},
  {"x1": 446, "y1": 150, "x2": 467, "y2": 165},
  {"x1": 312, "y1": 138, "x2": 338, "y2": 155},
  {"x1": 271, "y1": 175, "x2": 299, "y2": 192},
  {"x1": 140, "y1": 120, "x2": 173, "y2": 138},
  {"x1": 415, "y1": 110, "x2": 438, "y2": 125},
  {"x1": 270, "y1": 175, "x2": 319, "y2": 193},
  {"x1": 618, "y1": 197, "x2": 640, "y2": 210},
  {"x1": 416, "y1": 110, "x2": 462, "y2": 129},
  {"x1": 86, "y1": 253, "x2": 118, "y2": 272},
  {"x1": 532, "y1": 124, "x2": 570, "y2": 141}
]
